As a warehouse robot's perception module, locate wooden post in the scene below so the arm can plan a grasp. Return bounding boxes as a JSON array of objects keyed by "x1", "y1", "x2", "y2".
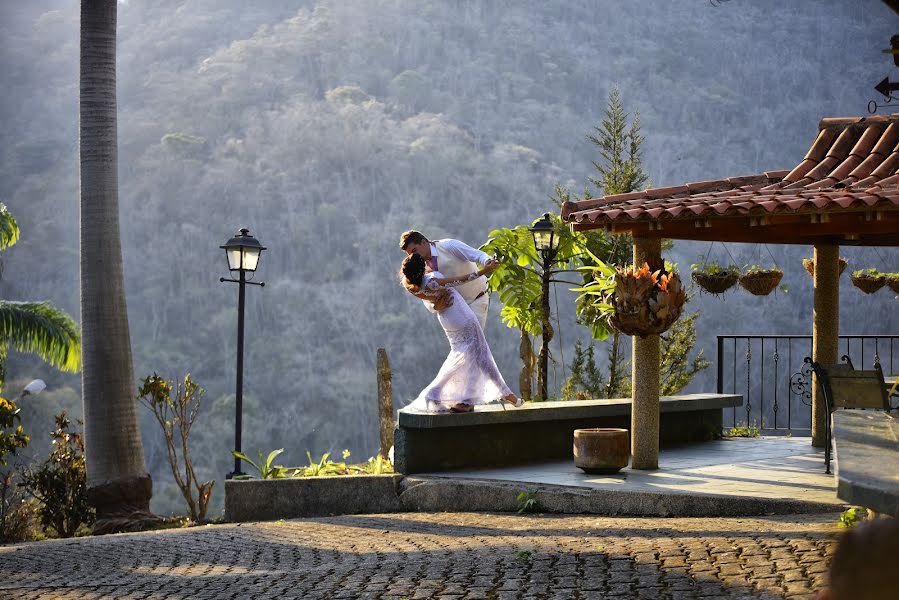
[
  {"x1": 631, "y1": 237, "x2": 662, "y2": 470},
  {"x1": 812, "y1": 244, "x2": 839, "y2": 448},
  {"x1": 376, "y1": 348, "x2": 394, "y2": 459}
]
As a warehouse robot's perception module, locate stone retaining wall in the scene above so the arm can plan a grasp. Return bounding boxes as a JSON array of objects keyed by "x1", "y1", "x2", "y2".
[{"x1": 225, "y1": 474, "x2": 403, "y2": 521}]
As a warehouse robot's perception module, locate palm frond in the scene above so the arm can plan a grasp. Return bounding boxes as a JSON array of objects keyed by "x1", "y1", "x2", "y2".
[
  {"x1": 0, "y1": 203, "x2": 20, "y2": 251},
  {"x1": 0, "y1": 301, "x2": 81, "y2": 373}
]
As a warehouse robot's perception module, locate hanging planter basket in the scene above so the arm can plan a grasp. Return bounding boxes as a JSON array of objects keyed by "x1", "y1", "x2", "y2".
[
  {"x1": 608, "y1": 263, "x2": 686, "y2": 338},
  {"x1": 691, "y1": 269, "x2": 739, "y2": 295},
  {"x1": 802, "y1": 257, "x2": 848, "y2": 278},
  {"x1": 886, "y1": 274, "x2": 899, "y2": 294},
  {"x1": 738, "y1": 269, "x2": 783, "y2": 296},
  {"x1": 851, "y1": 270, "x2": 886, "y2": 294}
]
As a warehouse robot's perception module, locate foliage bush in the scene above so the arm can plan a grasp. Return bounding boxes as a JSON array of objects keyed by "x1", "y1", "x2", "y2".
[
  {"x1": 0, "y1": 470, "x2": 35, "y2": 543},
  {"x1": 724, "y1": 423, "x2": 761, "y2": 438},
  {"x1": 563, "y1": 311, "x2": 709, "y2": 400},
  {"x1": 481, "y1": 208, "x2": 595, "y2": 400},
  {"x1": 0, "y1": 393, "x2": 34, "y2": 542},
  {"x1": 837, "y1": 506, "x2": 868, "y2": 528},
  {"x1": 232, "y1": 448, "x2": 293, "y2": 479},
  {"x1": 660, "y1": 311, "x2": 710, "y2": 395},
  {"x1": 19, "y1": 412, "x2": 93, "y2": 538},
  {"x1": 0, "y1": 395, "x2": 29, "y2": 466},
  {"x1": 138, "y1": 373, "x2": 214, "y2": 522},
  {"x1": 231, "y1": 448, "x2": 395, "y2": 479},
  {"x1": 561, "y1": 340, "x2": 604, "y2": 400},
  {"x1": 516, "y1": 490, "x2": 541, "y2": 513}
]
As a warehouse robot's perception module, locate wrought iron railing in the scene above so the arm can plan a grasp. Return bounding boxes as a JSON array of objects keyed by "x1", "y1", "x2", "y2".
[{"x1": 716, "y1": 335, "x2": 898, "y2": 434}]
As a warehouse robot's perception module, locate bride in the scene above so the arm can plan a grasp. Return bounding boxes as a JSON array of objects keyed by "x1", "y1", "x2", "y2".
[{"x1": 400, "y1": 253, "x2": 522, "y2": 413}]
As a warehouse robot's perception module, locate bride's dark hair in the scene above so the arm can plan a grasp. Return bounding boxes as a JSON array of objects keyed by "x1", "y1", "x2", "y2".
[{"x1": 401, "y1": 253, "x2": 426, "y2": 292}]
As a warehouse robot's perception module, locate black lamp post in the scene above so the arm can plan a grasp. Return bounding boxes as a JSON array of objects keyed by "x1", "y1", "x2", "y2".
[
  {"x1": 529, "y1": 213, "x2": 560, "y2": 401},
  {"x1": 220, "y1": 228, "x2": 265, "y2": 479}
]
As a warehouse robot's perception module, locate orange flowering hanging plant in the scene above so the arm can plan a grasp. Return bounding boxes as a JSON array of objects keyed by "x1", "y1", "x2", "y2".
[{"x1": 607, "y1": 262, "x2": 686, "y2": 337}]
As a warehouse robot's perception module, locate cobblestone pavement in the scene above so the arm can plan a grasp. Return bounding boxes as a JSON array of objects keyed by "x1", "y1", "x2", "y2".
[{"x1": 0, "y1": 512, "x2": 840, "y2": 599}]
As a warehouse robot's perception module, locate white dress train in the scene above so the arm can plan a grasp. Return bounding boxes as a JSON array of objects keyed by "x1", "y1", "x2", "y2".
[{"x1": 407, "y1": 271, "x2": 513, "y2": 412}]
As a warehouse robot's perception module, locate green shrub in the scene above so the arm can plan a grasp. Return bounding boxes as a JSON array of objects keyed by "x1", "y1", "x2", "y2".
[
  {"x1": 516, "y1": 490, "x2": 541, "y2": 513},
  {"x1": 139, "y1": 373, "x2": 214, "y2": 521},
  {"x1": 20, "y1": 412, "x2": 94, "y2": 538},
  {"x1": 0, "y1": 471, "x2": 35, "y2": 543},
  {"x1": 0, "y1": 395, "x2": 29, "y2": 466},
  {"x1": 725, "y1": 423, "x2": 761, "y2": 437},
  {"x1": 231, "y1": 448, "x2": 293, "y2": 479},
  {"x1": 359, "y1": 454, "x2": 394, "y2": 475},
  {"x1": 232, "y1": 448, "x2": 395, "y2": 478},
  {"x1": 298, "y1": 451, "x2": 351, "y2": 477},
  {"x1": 838, "y1": 506, "x2": 868, "y2": 528}
]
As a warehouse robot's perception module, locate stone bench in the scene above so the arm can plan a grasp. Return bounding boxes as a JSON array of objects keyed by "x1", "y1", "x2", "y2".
[
  {"x1": 831, "y1": 409, "x2": 899, "y2": 517},
  {"x1": 394, "y1": 393, "x2": 742, "y2": 474}
]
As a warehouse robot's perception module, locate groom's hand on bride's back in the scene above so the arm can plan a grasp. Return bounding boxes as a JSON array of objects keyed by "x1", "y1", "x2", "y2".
[{"x1": 431, "y1": 289, "x2": 453, "y2": 311}]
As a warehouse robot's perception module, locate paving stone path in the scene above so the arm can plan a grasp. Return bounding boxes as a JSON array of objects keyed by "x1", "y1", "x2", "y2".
[{"x1": 1, "y1": 512, "x2": 840, "y2": 599}]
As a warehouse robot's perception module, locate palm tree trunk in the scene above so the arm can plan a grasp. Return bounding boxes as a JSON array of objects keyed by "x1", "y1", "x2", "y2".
[
  {"x1": 80, "y1": 0, "x2": 157, "y2": 534},
  {"x1": 518, "y1": 328, "x2": 533, "y2": 401},
  {"x1": 606, "y1": 330, "x2": 621, "y2": 398}
]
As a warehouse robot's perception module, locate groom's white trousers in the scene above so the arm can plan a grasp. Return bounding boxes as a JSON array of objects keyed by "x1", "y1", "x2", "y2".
[{"x1": 469, "y1": 293, "x2": 489, "y2": 331}]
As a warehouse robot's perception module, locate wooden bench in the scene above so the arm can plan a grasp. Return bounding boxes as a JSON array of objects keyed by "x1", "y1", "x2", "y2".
[
  {"x1": 393, "y1": 394, "x2": 742, "y2": 474},
  {"x1": 831, "y1": 410, "x2": 899, "y2": 517}
]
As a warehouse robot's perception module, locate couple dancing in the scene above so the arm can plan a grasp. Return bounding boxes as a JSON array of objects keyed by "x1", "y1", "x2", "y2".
[{"x1": 399, "y1": 230, "x2": 522, "y2": 413}]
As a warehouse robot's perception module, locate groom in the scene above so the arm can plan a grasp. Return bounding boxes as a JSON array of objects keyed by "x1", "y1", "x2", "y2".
[{"x1": 400, "y1": 230, "x2": 497, "y2": 330}]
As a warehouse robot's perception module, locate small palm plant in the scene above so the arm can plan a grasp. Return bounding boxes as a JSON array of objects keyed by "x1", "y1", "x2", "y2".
[{"x1": 0, "y1": 203, "x2": 81, "y2": 391}]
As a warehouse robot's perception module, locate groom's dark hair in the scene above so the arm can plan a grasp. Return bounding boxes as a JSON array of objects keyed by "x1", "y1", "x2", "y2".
[{"x1": 399, "y1": 230, "x2": 427, "y2": 250}]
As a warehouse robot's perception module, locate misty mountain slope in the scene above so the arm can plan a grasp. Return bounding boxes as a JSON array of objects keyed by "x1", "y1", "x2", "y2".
[{"x1": 0, "y1": 0, "x2": 895, "y2": 514}]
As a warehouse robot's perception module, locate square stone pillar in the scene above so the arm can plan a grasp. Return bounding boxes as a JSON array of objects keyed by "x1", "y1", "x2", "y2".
[
  {"x1": 812, "y1": 244, "x2": 840, "y2": 448},
  {"x1": 631, "y1": 237, "x2": 662, "y2": 470}
]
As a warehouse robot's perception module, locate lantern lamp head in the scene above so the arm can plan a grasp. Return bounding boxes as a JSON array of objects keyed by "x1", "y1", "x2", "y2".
[
  {"x1": 529, "y1": 213, "x2": 558, "y2": 255},
  {"x1": 221, "y1": 228, "x2": 266, "y2": 272}
]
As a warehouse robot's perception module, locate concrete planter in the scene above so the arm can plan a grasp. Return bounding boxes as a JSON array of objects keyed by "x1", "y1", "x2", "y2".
[
  {"x1": 225, "y1": 474, "x2": 403, "y2": 522},
  {"x1": 573, "y1": 428, "x2": 630, "y2": 473}
]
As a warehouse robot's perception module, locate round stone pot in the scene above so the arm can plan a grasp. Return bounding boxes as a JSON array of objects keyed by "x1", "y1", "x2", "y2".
[{"x1": 573, "y1": 428, "x2": 630, "y2": 474}]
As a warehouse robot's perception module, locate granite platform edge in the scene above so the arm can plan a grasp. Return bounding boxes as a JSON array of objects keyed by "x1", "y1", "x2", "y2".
[{"x1": 398, "y1": 394, "x2": 742, "y2": 429}]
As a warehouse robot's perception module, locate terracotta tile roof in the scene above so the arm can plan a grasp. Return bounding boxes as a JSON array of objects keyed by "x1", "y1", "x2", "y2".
[{"x1": 562, "y1": 114, "x2": 899, "y2": 245}]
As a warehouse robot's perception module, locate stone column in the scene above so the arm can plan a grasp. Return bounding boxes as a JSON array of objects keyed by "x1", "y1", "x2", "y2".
[
  {"x1": 812, "y1": 244, "x2": 839, "y2": 447},
  {"x1": 631, "y1": 237, "x2": 662, "y2": 470}
]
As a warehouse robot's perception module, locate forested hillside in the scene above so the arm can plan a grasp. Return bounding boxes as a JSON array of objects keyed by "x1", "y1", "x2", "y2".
[{"x1": 1, "y1": 0, "x2": 896, "y2": 514}]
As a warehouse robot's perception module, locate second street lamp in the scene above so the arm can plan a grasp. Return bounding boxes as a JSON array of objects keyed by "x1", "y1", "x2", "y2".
[
  {"x1": 220, "y1": 228, "x2": 266, "y2": 479},
  {"x1": 529, "y1": 213, "x2": 560, "y2": 401}
]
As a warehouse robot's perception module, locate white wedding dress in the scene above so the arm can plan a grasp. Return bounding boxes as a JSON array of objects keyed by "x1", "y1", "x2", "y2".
[{"x1": 407, "y1": 271, "x2": 513, "y2": 412}]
